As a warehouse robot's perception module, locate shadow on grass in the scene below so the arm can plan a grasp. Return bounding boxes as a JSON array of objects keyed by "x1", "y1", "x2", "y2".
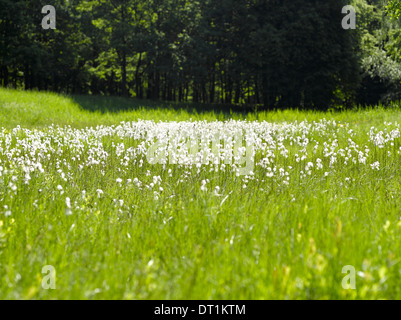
[{"x1": 70, "y1": 94, "x2": 260, "y2": 116}]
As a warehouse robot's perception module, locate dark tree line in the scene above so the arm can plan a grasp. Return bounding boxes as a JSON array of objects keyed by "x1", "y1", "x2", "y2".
[{"x1": 0, "y1": 0, "x2": 400, "y2": 109}]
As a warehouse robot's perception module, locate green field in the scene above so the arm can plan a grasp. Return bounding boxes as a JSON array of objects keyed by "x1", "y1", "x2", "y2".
[{"x1": 1, "y1": 88, "x2": 401, "y2": 299}]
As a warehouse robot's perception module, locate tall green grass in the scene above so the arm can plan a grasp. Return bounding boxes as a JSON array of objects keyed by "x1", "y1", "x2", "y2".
[{"x1": 1, "y1": 88, "x2": 401, "y2": 299}]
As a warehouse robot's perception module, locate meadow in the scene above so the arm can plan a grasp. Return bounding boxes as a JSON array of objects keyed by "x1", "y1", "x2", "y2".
[{"x1": 1, "y1": 87, "x2": 401, "y2": 299}]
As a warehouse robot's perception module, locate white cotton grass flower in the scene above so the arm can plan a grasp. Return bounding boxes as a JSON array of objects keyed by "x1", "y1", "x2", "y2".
[
  {"x1": 316, "y1": 158, "x2": 323, "y2": 170},
  {"x1": 65, "y1": 197, "x2": 72, "y2": 216},
  {"x1": 200, "y1": 180, "x2": 207, "y2": 192},
  {"x1": 370, "y1": 162, "x2": 380, "y2": 170},
  {"x1": 214, "y1": 186, "x2": 222, "y2": 196},
  {"x1": 9, "y1": 183, "x2": 17, "y2": 192},
  {"x1": 153, "y1": 176, "x2": 162, "y2": 185},
  {"x1": 24, "y1": 173, "x2": 31, "y2": 184},
  {"x1": 133, "y1": 178, "x2": 141, "y2": 187},
  {"x1": 57, "y1": 185, "x2": 64, "y2": 195},
  {"x1": 2, "y1": 118, "x2": 401, "y2": 215}
]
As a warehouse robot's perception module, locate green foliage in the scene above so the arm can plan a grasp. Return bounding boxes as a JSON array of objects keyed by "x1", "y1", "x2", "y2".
[
  {"x1": 0, "y1": 0, "x2": 363, "y2": 109},
  {"x1": 387, "y1": 0, "x2": 401, "y2": 20},
  {"x1": 352, "y1": 0, "x2": 401, "y2": 105},
  {"x1": 0, "y1": 0, "x2": 400, "y2": 109}
]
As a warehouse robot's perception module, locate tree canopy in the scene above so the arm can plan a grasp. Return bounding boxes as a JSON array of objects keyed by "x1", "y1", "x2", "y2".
[
  {"x1": 387, "y1": 0, "x2": 401, "y2": 20},
  {"x1": 1, "y1": 0, "x2": 400, "y2": 109}
]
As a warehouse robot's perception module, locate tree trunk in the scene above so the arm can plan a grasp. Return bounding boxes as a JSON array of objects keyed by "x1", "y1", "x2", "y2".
[
  {"x1": 121, "y1": 51, "x2": 128, "y2": 97},
  {"x1": 135, "y1": 53, "x2": 143, "y2": 98}
]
